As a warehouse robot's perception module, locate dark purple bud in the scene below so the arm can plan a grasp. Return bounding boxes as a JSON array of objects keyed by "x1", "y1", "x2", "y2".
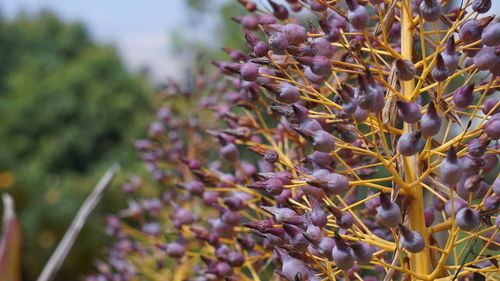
[
  {"x1": 460, "y1": 17, "x2": 492, "y2": 43},
  {"x1": 481, "y1": 153, "x2": 498, "y2": 173},
  {"x1": 474, "y1": 47, "x2": 500, "y2": 71},
  {"x1": 310, "y1": 205, "x2": 328, "y2": 228},
  {"x1": 482, "y1": 22, "x2": 500, "y2": 46},
  {"x1": 397, "y1": 101, "x2": 422, "y2": 123},
  {"x1": 304, "y1": 66, "x2": 325, "y2": 84},
  {"x1": 224, "y1": 197, "x2": 244, "y2": 211},
  {"x1": 484, "y1": 195, "x2": 499, "y2": 213},
  {"x1": 228, "y1": 251, "x2": 245, "y2": 267},
  {"x1": 269, "y1": 0, "x2": 289, "y2": 20},
  {"x1": 455, "y1": 207, "x2": 480, "y2": 230},
  {"x1": 203, "y1": 191, "x2": 219, "y2": 205},
  {"x1": 317, "y1": 236, "x2": 335, "y2": 259},
  {"x1": 309, "y1": 0, "x2": 327, "y2": 12},
  {"x1": 351, "y1": 242, "x2": 373, "y2": 264},
  {"x1": 431, "y1": 54, "x2": 449, "y2": 82},
  {"x1": 278, "y1": 83, "x2": 301, "y2": 104},
  {"x1": 310, "y1": 37, "x2": 334, "y2": 58},
  {"x1": 332, "y1": 234, "x2": 355, "y2": 270},
  {"x1": 283, "y1": 23, "x2": 307, "y2": 45},
  {"x1": 283, "y1": 224, "x2": 309, "y2": 251},
  {"x1": 312, "y1": 130, "x2": 336, "y2": 152},
  {"x1": 420, "y1": 0, "x2": 441, "y2": 22},
  {"x1": 397, "y1": 131, "x2": 421, "y2": 156},
  {"x1": 472, "y1": 0, "x2": 491, "y2": 13},
  {"x1": 482, "y1": 97, "x2": 499, "y2": 115},
  {"x1": 214, "y1": 261, "x2": 233, "y2": 277},
  {"x1": 254, "y1": 41, "x2": 270, "y2": 57},
  {"x1": 354, "y1": 106, "x2": 368, "y2": 122},
  {"x1": 395, "y1": 59, "x2": 416, "y2": 81},
  {"x1": 240, "y1": 62, "x2": 259, "y2": 81},
  {"x1": 276, "y1": 248, "x2": 309, "y2": 280},
  {"x1": 309, "y1": 151, "x2": 333, "y2": 169},
  {"x1": 261, "y1": 206, "x2": 297, "y2": 223},
  {"x1": 296, "y1": 56, "x2": 332, "y2": 76},
  {"x1": 376, "y1": 192, "x2": 402, "y2": 228},
  {"x1": 269, "y1": 32, "x2": 289, "y2": 54},
  {"x1": 485, "y1": 114, "x2": 500, "y2": 140},
  {"x1": 346, "y1": 0, "x2": 370, "y2": 30},
  {"x1": 468, "y1": 137, "x2": 490, "y2": 157},
  {"x1": 265, "y1": 178, "x2": 284, "y2": 196},
  {"x1": 237, "y1": 15, "x2": 259, "y2": 30},
  {"x1": 444, "y1": 196, "x2": 468, "y2": 216},
  {"x1": 184, "y1": 180, "x2": 205, "y2": 196},
  {"x1": 399, "y1": 224, "x2": 425, "y2": 253},
  {"x1": 166, "y1": 242, "x2": 185, "y2": 258},
  {"x1": 424, "y1": 208, "x2": 435, "y2": 227},
  {"x1": 440, "y1": 146, "x2": 462, "y2": 185},
  {"x1": 442, "y1": 37, "x2": 459, "y2": 74},
  {"x1": 310, "y1": 169, "x2": 349, "y2": 195},
  {"x1": 174, "y1": 208, "x2": 194, "y2": 227},
  {"x1": 493, "y1": 177, "x2": 500, "y2": 196},
  {"x1": 264, "y1": 150, "x2": 279, "y2": 163},
  {"x1": 453, "y1": 83, "x2": 475, "y2": 108},
  {"x1": 328, "y1": 205, "x2": 354, "y2": 229},
  {"x1": 421, "y1": 101, "x2": 441, "y2": 137}
]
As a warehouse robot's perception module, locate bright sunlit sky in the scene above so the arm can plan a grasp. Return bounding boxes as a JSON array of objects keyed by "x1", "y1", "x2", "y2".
[{"x1": 2, "y1": 1, "x2": 499, "y2": 82}]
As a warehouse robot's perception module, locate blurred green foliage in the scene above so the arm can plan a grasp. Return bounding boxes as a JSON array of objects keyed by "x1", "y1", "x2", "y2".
[{"x1": 0, "y1": 11, "x2": 153, "y2": 280}]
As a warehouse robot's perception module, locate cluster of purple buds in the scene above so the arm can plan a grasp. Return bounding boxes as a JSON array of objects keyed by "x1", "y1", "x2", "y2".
[{"x1": 89, "y1": 0, "x2": 499, "y2": 280}]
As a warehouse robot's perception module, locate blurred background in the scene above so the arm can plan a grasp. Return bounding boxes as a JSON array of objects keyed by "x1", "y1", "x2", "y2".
[
  {"x1": 0, "y1": 0, "x2": 499, "y2": 280},
  {"x1": 0, "y1": 0, "x2": 244, "y2": 280}
]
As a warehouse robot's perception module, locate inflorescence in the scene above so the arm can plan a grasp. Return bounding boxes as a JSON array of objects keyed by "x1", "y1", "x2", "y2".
[{"x1": 88, "y1": 0, "x2": 499, "y2": 280}]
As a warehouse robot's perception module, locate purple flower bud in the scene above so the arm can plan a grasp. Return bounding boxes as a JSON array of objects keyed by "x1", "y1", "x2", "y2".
[
  {"x1": 354, "y1": 106, "x2": 368, "y2": 122},
  {"x1": 332, "y1": 234, "x2": 355, "y2": 270},
  {"x1": 278, "y1": 83, "x2": 300, "y2": 104},
  {"x1": 421, "y1": 101, "x2": 441, "y2": 137},
  {"x1": 254, "y1": 41, "x2": 270, "y2": 57},
  {"x1": 483, "y1": 97, "x2": 499, "y2": 115},
  {"x1": 440, "y1": 146, "x2": 462, "y2": 185},
  {"x1": 310, "y1": 37, "x2": 334, "y2": 58},
  {"x1": 474, "y1": 47, "x2": 499, "y2": 71},
  {"x1": 453, "y1": 83, "x2": 475, "y2": 108},
  {"x1": 309, "y1": 151, "x2": 333, "y2": 169},
  {"x1": 455, "y1": 207, "x2": 480, "y2": 230},
  {"x1": 214, "y1": 261, "x2": 233, "y2": 277},
  {"x1": 346, "y1": 0, "x2": 370, "y2": 30},
  {"x1": 472, "y1": 0, "x2": 491, "y2": 13},
  {"x1": 376, "y1": 192, "x2": 402, "y2": 228},
  {"x1": 397, "y1": 101, "x2": 422, "y2": 123},
  {"x1": 317, "y1": 236, "x2": 335, "y2": 259},
  {"x1": 397, "y1": 131, "x2": 421, "y2": 156},
  {"x1": 312, "y1": 130, "x2": 336, "y2": 152},
  {"x1": 228, "y1": 251, "x2": 245, "y2": 267},
  {"x1": 351, "y1": 242, "x2": 373, "y2": 264},
  {"x1": 482, "y1": 22, "x2": 500, "y2": 47},
  {"x1": 203, "y1": 191, "x2": 219, "y2": 205},
  {"x1": 269, "y1": 0, "x2": 289, "y2": 20},
  {"x1": 283, "y1": 23, "x2": 307, "y2": 45},
  {"x1": 166, "y1": 242, "x2": 185, "y2": 258},
  {"x1": 445, "y1": 196, "x2": 468, "y2": 216},
  {"x1": 304, "y1": 66, "x2": 325, "y2": 84},
  {"x1": 297, "y1": 56, "x2": 332, "y2": 77},
  {"x1": 441, "y1": 38, "x2": 459, "y2": 77},
  {"x1": 420, "y1": 0, "x2": 441, "y2": 22},
  {"x1": 310, "y1": 205, "x2": 328, "y2": 228},
  {"x1": 468, "y1": 137, "x2": 490, "y2": 157},
  {"x1": 485, "y1": 114, "x2": 500, "y2": 140},
  {"x1": 481, "y1": 153, "x2": 498, "y2": 173},
  {"x1": 240, "y1": 62, "x2": 259, "y2": 81},
  {"x1": 269, "y1": 32, "x2": 289, "y2": 54},
  {"x1": 395, "y1": 59, "x2": 416, "y2": 81},
  {"x1": 431, "y1": 54, "x2": 449, "y2": 82},
  {"x1": 424, "y1": 208, "x2": 435, "y2": 227},
  {"x1": 399, "y1": 224, "x2": 425, "y2": 253},
  {"x1": 276, "y1": 248, "x2": 309, "y2": 280},
  {"x1": 310, "y1": 169, "x2": 349, "y2": 195}
]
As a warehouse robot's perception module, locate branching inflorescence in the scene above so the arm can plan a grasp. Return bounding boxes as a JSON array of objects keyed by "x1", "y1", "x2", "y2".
[{"x1": 88, "y1": 0, "x2": 499, "y2": 280}]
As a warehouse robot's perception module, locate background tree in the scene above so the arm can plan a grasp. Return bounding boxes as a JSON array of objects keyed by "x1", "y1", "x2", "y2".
[{"x1": 0, "y1": 11, "x2": 153, "y2": 280}]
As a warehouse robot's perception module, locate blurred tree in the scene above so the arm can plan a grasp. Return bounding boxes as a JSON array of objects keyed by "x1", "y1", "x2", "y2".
[{"x1": 0, "y1": 11, "x2": 153, "y2": 281}]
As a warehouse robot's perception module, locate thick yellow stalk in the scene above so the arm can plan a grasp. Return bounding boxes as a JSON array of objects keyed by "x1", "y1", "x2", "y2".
[{"x1": 401, "y1": 0, "x2": 430, "y2": 279}]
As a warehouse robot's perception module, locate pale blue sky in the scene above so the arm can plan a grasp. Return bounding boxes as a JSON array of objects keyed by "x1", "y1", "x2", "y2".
[{"x1": 2, "y1": 0, "x2": 200, "y2": 81}]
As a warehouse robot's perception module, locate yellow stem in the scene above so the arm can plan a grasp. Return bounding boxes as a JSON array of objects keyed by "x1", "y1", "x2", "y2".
[{"x1": 401, "y1": 0, "x2": 430, "y2": 279}]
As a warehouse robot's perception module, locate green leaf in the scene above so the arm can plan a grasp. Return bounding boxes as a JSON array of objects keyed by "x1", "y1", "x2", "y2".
[{"x1": 0, "y1": 194, "x2": 22, "y2": 281}]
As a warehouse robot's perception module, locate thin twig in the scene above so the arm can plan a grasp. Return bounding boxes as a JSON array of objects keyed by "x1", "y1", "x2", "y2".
[{"x1": 37, "y1": 163, "x2": 120, "y2": 281}]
